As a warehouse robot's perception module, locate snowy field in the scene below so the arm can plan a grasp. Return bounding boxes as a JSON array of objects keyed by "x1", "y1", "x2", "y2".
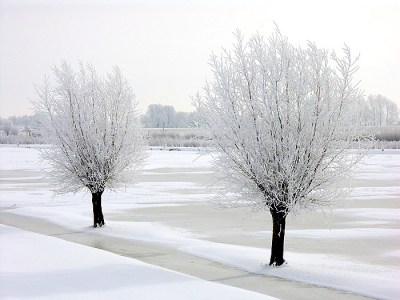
[
  {"x1": 0, "y1": 145, "x2": 400, "y2": 300},
  {"x1": 0, "y1": 224, "x2": 276, "y2": 300}
]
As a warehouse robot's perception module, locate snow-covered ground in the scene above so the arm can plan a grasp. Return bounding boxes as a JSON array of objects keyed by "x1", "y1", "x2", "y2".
[
  {"x1": 1, "y1": 145, "x2": 400, "y2": 300},
  {"x1": 0, "y1": 224, "x2": 278, "y2": 300}
]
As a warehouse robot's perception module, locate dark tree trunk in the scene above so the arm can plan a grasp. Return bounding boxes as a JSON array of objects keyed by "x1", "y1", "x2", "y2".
[
  {"x1": 92, "y1": 191, "x2": 104, "y2": 228},
  {"x1": 269, "y1": 207, "x2": 286, "y2": 266}
]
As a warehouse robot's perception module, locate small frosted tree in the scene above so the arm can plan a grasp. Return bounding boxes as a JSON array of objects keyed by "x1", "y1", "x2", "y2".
[
  {"x1": 194, "y1": 28, "x2": 370, "y2": 266},
  {"x1": 367, "y1": 94, "x2": 399, "y2": 126},
  {"x1": 33, "y1": 61, "x2": 147, "y2": 227},
  {"x1": 2, "y1": 119, "x2": 14, "y2": 136}
]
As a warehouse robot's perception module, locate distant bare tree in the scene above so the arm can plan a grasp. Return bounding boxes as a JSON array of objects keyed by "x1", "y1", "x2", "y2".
[
  {"x1": 194, "y1": 28, "x2": 370, "y2": 266},
  {"x1": 33, "y1": 61, "x2": 147, "y2": 227},
  {"x1": 141, "y1": 104, "x2": 180, "y2": 128},
  {"x1": 163, "y1": 105, "x2": 176, "y2": 127},
  {"x1": 383, "y1": 97, "x2": 399, "y2": 125},
  {"x1": 2, "y1": 120, "x2": 14, "y2": 136},
  {"x1": 367, "y1": 95, "x2": 399, "y2": 126},
  {"x1": 10, "y1": 125, "x2": 19, "y2": 136},
  {"x1": 23, "y1": 124, "x2": 32, "y2": 137},
  {"x1": 141, "y1": 104, "x2": 167, "y2": 128},
  {"x1": 188, "y1": 110, "x2": 202, "y2": 128},
  {"x1": 174, "y1": 111, "x2": 190, "y2": 128}
]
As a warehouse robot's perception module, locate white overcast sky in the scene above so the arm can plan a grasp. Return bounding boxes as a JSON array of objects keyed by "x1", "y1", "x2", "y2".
[{"x1": 1, "y1": 0, "x2": 399, "y2": 118}]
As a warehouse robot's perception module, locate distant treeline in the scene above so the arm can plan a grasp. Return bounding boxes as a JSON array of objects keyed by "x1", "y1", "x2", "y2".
[
  {"x1": 1, "y1": 101, "x2": 399, "y2": 147},
  {"x1": 140, "y1": 104, "x2": 202, "y2": 129},
  {"x1": 353, "y1": 95, "x2": 399, "y2": 126},
  {"x1": 0, "y1": 113, "x2": 45, "y2": 143}
]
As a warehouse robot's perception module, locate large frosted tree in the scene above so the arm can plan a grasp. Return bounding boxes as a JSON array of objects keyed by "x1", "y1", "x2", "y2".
[
  {"x1": 34, "y1": 61, "x2": 147, "y2": 227},
  {"x1": 194, "y1": 29, "x2": 370, "y2": 266}
]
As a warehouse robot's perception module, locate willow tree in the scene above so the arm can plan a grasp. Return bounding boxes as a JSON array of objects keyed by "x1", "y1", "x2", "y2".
[
  {"x1": 34, "y1": 61, "x2": 147, "y2": 227},
  {"x1": 194, "y1": 29, "x2": 369, "y2": 266}
]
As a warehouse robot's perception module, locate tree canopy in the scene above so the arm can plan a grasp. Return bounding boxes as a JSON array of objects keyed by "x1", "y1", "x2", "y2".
[
  {"x1": 194, "y1": 28, "x2": 371, "y2": 265},
  {"x1": 33, "y1": 61, "x2": 147, "y2": 226}
]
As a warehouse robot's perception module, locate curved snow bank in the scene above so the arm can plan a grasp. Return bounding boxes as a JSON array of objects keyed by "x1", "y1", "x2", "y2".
[
  {"x1": 0, "y1": 225, "x2": 277, "y2": 300},
  {"x1": 8, "y1": 205, "x2": 400, "y2": 300},
  {"x1": 183, "y1": 243, "x2": 399, "y2": 300}
]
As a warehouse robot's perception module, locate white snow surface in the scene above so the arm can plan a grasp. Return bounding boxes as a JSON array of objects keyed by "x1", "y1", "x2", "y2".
[
  {"x1": 353, "y1": 150, "x2": 400, "y2": 180},
  {"x1": 1, "y1": 146, "x2": 400, "y2": 300},
  {"x1": 8, "y1": 204, "x2": 400, "y2": 300},
  {"x1": 0, "y1": 224, "x2": 277, "y2": 300}
]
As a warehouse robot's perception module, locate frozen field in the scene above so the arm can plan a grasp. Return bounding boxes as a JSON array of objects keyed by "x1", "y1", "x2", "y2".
[{"x1": 0, "y1": 145, "x2": 399, "y2": 300}]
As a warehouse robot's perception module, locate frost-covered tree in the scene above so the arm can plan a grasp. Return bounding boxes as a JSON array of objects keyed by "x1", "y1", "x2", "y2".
[
  {"x1": 367, "y1": 94, "x2": 399, "y2": 126},
  {"x1": 194, "y1": 28, "x2": 370, "y2": 266},
  {"x1": 350, "y1": 97, "x2": 371, "y2": 126},
  {"x1": 141, "y1": 104, "x2": 168, "y2": 128},
  {"x1": 163, "y1": 105, "x2": 176, "y2": 127},
  {"x1": 2, "y1": 119, "x2": 14, "y2": 136},
  {"x1": 174, "y1": 111, "x2": 190, "y2": 128},
  {"x1": 10, "y1": 125, "x2": 19, "y2": 136},
  {"x1": 33, "y1": 61, "x2": 147, "y2": 227},
  {"x1": 141, "y1": 104, "x2": 179, "y2": 128},
  {"x1": 385, "y1": 100, "x2": 399, "y2": 125}
]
